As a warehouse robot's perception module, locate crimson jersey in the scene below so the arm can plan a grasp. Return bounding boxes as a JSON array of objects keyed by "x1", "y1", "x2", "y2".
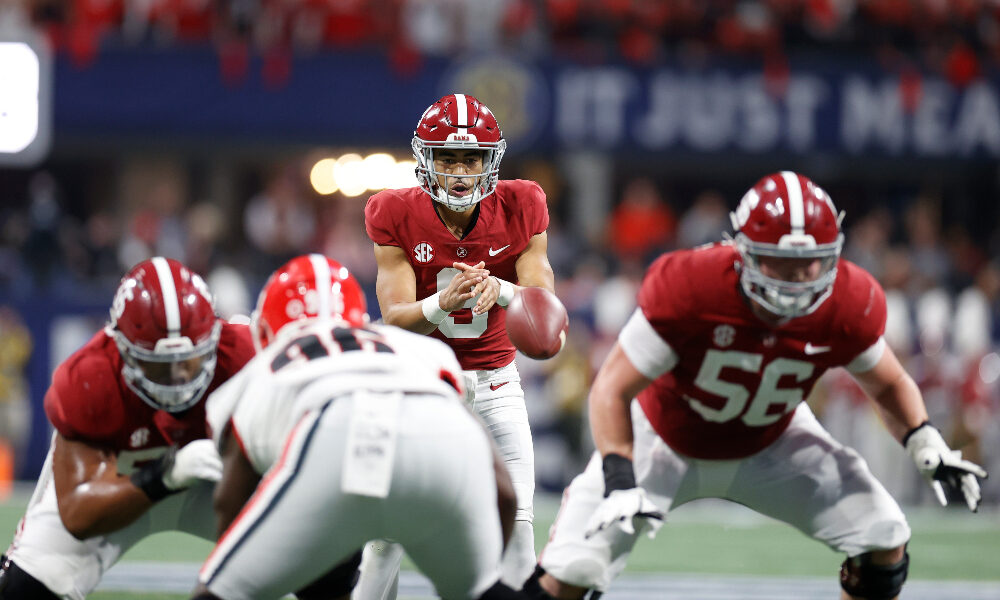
[
  {"x1": 44, "y1": 323, "x2": 254, "y2": 459},
  {"x1": 635, "y1": 243, "x2": 886, "y2": 459},
  {"x1": 365, "y1": 180, "x2": 549, "y2": 370}
]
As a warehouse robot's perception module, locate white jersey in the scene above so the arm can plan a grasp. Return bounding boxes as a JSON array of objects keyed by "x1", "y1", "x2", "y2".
[{"x1": 206, "y1": 320, "x2": 466, "y2": 474}]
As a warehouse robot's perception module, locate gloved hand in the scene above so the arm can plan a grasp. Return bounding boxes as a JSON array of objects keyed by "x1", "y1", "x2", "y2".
[
  {"x1": 904, "y1": 422, "x2": 988, "y2": 511},
  {"x1": 585, "y1": 487, "x2": 664, "y2": 539},
  {"x1": 162, "y1": 439, "x2": 224, "y2": 490},
  {"x1": 584, "y1": 453, "x2": 664, "y2": 539}
]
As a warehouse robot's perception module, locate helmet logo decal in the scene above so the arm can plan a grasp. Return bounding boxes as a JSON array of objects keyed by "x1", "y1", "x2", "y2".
[
  {"x1": 110, "y1": 278, "x2": 137, "y2": 325},
  {"x1": 713, "y1": 325, "x2": 736, "y2": 348},
  {"x1": 285, "y1": 298, "x2": 305, "y2": 319},
  {"x1": 414, "y1": 242, "x2": 434, "y2": 263},
  {"x1": 151, "y1": 257, "x2": 182, "y2": 337}
]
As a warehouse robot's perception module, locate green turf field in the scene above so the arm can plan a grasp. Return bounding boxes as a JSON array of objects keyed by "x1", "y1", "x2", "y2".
[{"x1": 3, "y1": 490, "x2": 998, "y2": 599}]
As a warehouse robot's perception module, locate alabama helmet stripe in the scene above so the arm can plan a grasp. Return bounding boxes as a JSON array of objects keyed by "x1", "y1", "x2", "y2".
[
  {"x1": 308, "y1": 254, "x2": 331, "y2": 321},
  {"x1": 454, "y1": 93, "x2": 468, "y2": 134},
  {"x1": 780, "y1": 171, "x2": 805, "y2": 236},
  {"x1": 151, "y1": 256, "x2": 181, "y2": 337}
]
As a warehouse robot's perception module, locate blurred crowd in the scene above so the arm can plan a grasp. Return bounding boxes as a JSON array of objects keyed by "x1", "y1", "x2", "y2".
[
  {"x1": 0, "y1": 0, "x2": 995, "y2": 84},
  {"x1": 0, "y1": 156, "x2": 998, "y2": 505}
]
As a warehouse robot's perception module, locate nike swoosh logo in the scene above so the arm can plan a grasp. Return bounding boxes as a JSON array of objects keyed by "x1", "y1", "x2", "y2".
[
  {"x1": 804, "y1": 343, "x2": 832, "y2": 355},
  {"x1": 488, "y1": 245, "x2": 511, "y2": 257},
  {"x1": 489, "y1": 382, "x2": 509, "y2": 391}
]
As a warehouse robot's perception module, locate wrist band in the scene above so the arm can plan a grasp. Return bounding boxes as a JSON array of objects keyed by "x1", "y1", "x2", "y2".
[
  {"x1": 130, "y1": 460, "x2": 175, "y2": 502},
  {"x1": 421, "y1": 292, "x2": 448, "y2": 325},
  {"x1": 495, "y1": 278, "x2": 516, "y2": 307},
  {"x1": 902, "y1": 420, "x2": 932, "y2": 447},
  {"x1": 602, "y1": 453, "x2": 637, "y2": 497}
]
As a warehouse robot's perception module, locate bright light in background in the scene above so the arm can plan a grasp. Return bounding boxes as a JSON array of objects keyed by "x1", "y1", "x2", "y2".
[
  {"x1": 309, "y1": 158, "x2": 338, "y2": 195},
  {"x1": 0, "y1": 42, "x2": 41, "y2": 154},
  {"x1": 333, "y1": 153, "x2": 366, "y2": 197},
  {"x1": 309, "y1": 153, "x2": 419, "y2": 195},
  {"x1": 361, "y1": 153, "x2": 396, "y2": 191}
]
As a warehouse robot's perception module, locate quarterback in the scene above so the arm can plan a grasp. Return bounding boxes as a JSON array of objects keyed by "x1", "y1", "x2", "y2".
[
  {"x1": 362, "y1": 93, "x2": 555, "y2": 592},
  {"x1": 192, "y1": 254, "x2": 522, "y2": 600},
  {"x1": 0, "y1": 257, "x2": 254, "y2": 600},
  {"x1": 524, "y1": 173, "x2": 988, "y2": 600}
]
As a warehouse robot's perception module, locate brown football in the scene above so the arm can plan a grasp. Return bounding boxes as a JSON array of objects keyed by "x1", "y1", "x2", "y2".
[{"x1": 506, "y1": 287, "x2": 569, "y2": 360}]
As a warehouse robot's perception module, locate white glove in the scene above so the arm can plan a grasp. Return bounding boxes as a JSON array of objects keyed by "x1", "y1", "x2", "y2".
[
  {"x1": 584, "y1": 488, "x2": 664, "y2": 540},
  {"x1": 905, "y1": 423, "x2": 988, "y2": 511},
  {"x1": 162, "y1": 439, "x2": 224, "y2": 490}
]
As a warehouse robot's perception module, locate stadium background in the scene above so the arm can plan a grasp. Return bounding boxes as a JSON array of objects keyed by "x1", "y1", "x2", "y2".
[{"x1": 0, "y1": 1, "x2": 999, "y2": 598}]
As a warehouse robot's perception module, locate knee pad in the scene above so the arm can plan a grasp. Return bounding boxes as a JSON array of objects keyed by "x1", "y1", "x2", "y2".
[
  {"x1": 0, "y1": 558, "x2": 61, "y2": 600},
  {"x1": 295, "y1": 549, "x2": 362, "y2": 600},
  {"x1": 839, "y1": 551, "x2": 909, "y2": 600},
  {"x1": 521, "y1": 565, "x2": 602, "y2": 600}
]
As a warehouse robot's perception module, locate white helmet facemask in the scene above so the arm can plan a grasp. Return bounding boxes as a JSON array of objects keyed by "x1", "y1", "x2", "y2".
[{"x1": 412, "y1": 134, "x2": 506, "y2": 211}]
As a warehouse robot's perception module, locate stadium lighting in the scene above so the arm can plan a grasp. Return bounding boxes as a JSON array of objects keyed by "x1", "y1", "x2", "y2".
[
  {"x1": 309, "y1": 158, "x2": 339, "y2": 195},
  {"x1": 390, "y1": 160, "x2": 419, "y2": 189},
  {"x1": 333, "y1": 153, "x2": 367, "y2": 197},
  {"x1": 361, "y1": 153, "x2": 396, "y2": 191}
]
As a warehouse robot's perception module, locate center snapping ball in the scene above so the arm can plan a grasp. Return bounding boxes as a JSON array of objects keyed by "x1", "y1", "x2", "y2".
[{"x1": 506, "y1": 287, "x2": 569, "y2": 360}]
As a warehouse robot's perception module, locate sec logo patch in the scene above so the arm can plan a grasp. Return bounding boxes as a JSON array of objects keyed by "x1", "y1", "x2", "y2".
[
  {"x1": 713, "y1": 324, "x2": 735, "y2": 347},
  {"x1": 414, "y1": 242, "x2": 434, "y2": 263}
]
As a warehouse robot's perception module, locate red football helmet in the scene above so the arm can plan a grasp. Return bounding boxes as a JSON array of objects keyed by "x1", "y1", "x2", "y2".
[
  {"x1": 412, "y1": 93, "x2": 506, "y2": 211},
  {"x1": 729, "y1": 171, "x2": 845, "y2": 319},
  {"x1": 252, "y1": 254, "x2": 368, "y2": 351},
  {"x1": 106, "y1": 257, "x2": 222, "y2": 412}
]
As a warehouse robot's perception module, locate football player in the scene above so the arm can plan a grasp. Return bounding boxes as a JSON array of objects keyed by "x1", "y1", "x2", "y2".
[
  {"x1": 192, "y1": 254, "x2": 524, "y2": 600},
  {"x1": 522, "y1": 173, "x2": 989, "y2": 600},
  {"x1": 0, "y1": 257, "x2": 255, "y2": 600},
  {"x1": 361, "y1": 93, "x2": 555, "y2": 592}
]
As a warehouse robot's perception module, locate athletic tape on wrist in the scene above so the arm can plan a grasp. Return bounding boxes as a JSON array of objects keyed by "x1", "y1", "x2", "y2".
[
  {"x1": 495, "y1": 278, "x2": 516, "y2": 307},
  {"x1": 602, "y1": 453, "x2": 637, "y2": 496},
  {"x1": 421, "y1": 292, "x2": 448, "y2": 325}
]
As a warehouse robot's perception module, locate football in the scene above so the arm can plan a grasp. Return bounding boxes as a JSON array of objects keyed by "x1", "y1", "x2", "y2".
[{"x1": 506, "y1": 287, "x2": 569, "y2": 360}]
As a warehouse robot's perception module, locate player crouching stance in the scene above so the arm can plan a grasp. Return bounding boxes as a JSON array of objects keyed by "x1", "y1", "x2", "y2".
[
  {"x1": 523, "y1": 173, "x2": 988, "y2": 600},
  {"x1": 191, "y1": 254, "x2": 528, "y2": 600},
  {"x1": 0, "y1": 258, "x2": 254, "y2": 600}
]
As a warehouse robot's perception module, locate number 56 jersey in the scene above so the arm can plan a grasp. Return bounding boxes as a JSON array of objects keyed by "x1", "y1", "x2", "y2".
[
  {"x1": 365, "y1": 180, "x2": 549, "y2": 371},
  {"x1": 206, "y1": 321, "x2": 467, "y2": 475},
  {"x1": 624, "y1": 243, "x2": 887, "y2": 460}
]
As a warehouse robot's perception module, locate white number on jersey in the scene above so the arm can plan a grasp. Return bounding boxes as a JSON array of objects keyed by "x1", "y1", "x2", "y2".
[
  {"x1": 270, "y1": 327, "x2": 394, "y2": 372},
  {"x1": 687, "y1": 350, "x2": 814, "y2": 426},
  {"x1": 435, "y1": 267, "x2": 488, "y2": 339}
]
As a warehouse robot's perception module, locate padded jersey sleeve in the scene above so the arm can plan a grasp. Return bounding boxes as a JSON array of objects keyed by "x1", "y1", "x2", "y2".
[
  {"x1": 364, "y1": 190, "x2": 402, "y2": 247},
  {"x1": 837, "y1": 263, "x2": 889, "y2": 371},
  {"x1": 522, "y1": 180, "x2": 550, "y2": 236},
  {"x1": 44, "y1": 353, "x2": 125, "y2": 444},
  {"x1": 217, "y1": 322, "x2": 256, "y2": 375},
  {"x1": 635, "y1": 252, "x2": 693, "y2": 351}
]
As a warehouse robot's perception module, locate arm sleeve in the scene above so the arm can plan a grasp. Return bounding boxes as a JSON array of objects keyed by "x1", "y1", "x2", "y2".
[
  {"x1": 846, "y1": 336, "x2": 886, "y2": 373},
  {"x1": 618, "y1": 308, "x2": 678, "y2": 380},
  {"x1": 364, "y1": 191, "x2": 401, "y2": 247}
]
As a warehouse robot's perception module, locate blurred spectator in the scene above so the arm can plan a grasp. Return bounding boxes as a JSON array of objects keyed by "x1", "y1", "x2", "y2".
[
  {"x1": 243, "y1": 166, "x2": 316, "y2": 280},
  {"x1": 0, "y1": 307, "x2": 32, "y2": 495},
  {"x1": 607, "y1": 178, "x2": 676, "y2": 263},
  {"x1": 677, "y1": 190, "x2": 729, "y2": 249}
]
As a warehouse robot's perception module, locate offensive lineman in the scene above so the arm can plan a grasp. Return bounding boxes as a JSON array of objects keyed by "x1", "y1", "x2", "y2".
[
  {"x1": 193, "y1": 254, "x2": 524, "y2": 600},
  {"x1": 524, "y1": 173, "x2": 989, "y2": 600},
  {"x1": 0, "y1": 257, "x2": 254, "y2": 599},
  {"x1": 361, "y1": 93, "x2": 555, "y2": 593}
]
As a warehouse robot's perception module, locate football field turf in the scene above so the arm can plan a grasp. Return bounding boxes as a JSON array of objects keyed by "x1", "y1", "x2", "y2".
[{"x1": 2, "y1": 489, "x2": 998, "y2": 599}]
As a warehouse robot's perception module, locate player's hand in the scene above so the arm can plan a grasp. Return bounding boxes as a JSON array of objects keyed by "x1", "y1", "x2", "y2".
[
  {"x1": 440, "y1": 261, "x2": 488, "y2": 312},
  {"x1": 584, "y1": 488, "x2": 664, "y2": 540},
  {"x1": 470, "y1": 276, "x2": 500, "y2": 315},
  {"x1": 162, "y1": 439, "x2": 223, "y2": 490},
  {"x1": 905, "y1": 422, "x2": 988, "y2": 511}
]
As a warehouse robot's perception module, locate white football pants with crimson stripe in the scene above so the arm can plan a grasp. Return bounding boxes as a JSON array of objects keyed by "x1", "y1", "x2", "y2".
[
  {"x1": 201, "y1": 392, "x2": 504, "y2": 600},
  {"x1": 539, "y1": 400, "x2": 911, "y2": 592},
  {"x1": 352, "y1": 362, "x2": 535, "y2": 600}
]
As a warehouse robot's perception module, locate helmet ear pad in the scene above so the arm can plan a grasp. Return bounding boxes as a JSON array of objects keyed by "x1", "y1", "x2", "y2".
[{"x1": 729, "y1": 172, "x2": 844, "y2": 319}]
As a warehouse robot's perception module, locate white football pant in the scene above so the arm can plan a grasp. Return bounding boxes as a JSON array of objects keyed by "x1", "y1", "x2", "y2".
[{"x1": 540, "y1": 400, "x2": 911, "y2": 591}]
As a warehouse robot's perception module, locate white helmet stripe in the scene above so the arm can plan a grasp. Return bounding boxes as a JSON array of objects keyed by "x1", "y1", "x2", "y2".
[
  {"x1": 454, "y1": 93, "x2": 468, "y2": 134},
  {"x1": 781, "y1": 171, "x2": 805, "y2": 236},
  {"x1": 309, "y1": 253, "x2": 331, "y2": 321},
  {"x1": 151, "y1": 256, "x2": 181, "y2": 337}
]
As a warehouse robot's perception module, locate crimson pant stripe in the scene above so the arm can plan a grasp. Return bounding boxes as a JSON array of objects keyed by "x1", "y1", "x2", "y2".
[{"x1": 201, "y1": 401, "x2": 331, "y2": 586}]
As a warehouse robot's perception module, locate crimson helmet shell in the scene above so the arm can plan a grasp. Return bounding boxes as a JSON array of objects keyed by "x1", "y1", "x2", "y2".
[
  {"x1": 412, "y1": 93, "x2": 506, "y2": 211},
  {"x1": 252, "y1": 254, "x2": 368, "y2": 351},
  {"x1": 107, "y1": 257, "x2": 221, "y2": 412},
  {"x1": 729, "y1": 172, "x2": 845, "y2": 319}
]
